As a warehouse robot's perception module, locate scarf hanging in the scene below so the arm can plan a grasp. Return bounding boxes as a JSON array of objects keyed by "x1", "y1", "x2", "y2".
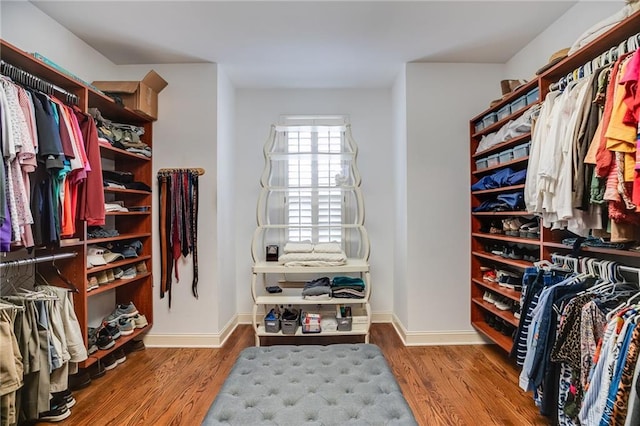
[{"x1": 157, "y1": 167, "x2": 203, "y2": 307}]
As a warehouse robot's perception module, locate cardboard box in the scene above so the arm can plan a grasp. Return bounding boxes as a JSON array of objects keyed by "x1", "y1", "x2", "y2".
[{"x1": 92, "y1": 70, "x2": 168, "y2": 120}]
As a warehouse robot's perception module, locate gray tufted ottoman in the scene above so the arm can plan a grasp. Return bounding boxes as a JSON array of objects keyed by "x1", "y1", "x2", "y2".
[{"x1": 202, "y1": 344, "x2": 417, "y2": 425}]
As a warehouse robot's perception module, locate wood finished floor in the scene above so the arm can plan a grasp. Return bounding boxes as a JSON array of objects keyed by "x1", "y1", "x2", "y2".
[{"x1": 45, "y1": 324, "x2": 548, "y2": 426}]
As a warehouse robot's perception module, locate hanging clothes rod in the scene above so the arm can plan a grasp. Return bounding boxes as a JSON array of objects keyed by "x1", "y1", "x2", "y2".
[
  {"x1": 157, "y1": 167, "x2": 205, "y2": 176},
  {"x1": 549, "y1": 32, "x2": 640, "y2": 91},
  {"x1": 0, "y1": 252, "x2": 77, "y2": 270},
  {"x1": 0, "y1": 59, "x2": 79, "y2": 105},
  {"x1": 550, "y1": 253, "x2": 640, "y2": 275}
]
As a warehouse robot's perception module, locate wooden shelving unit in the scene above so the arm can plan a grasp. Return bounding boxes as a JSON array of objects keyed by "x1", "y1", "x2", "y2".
[{"x1": 0, "y1": 39, "x2": 154, "y2": 369}]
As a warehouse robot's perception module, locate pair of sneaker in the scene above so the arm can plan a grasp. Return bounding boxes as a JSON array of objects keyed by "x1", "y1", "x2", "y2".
[
  {"x1": 103, "y1": 348, "x2": 127, "y2": 371},
  {"x1": 502, "y1": 218, "x2": 525, "y2": 236},
  {"x1": 482, "y1": 291, "x2": 513, "y2": 311}
]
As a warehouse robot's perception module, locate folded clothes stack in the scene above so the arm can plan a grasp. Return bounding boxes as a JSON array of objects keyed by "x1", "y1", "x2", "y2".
[
  {"x1": 90, "y1": 107, "x2": 152, "y2": 158},
  {"x1": 471, "y1": 168, "x2": 527, "y2": 191},
  {"x1": 102, "y1": 170, "x2": 151, "y2": 192},
  {"x1": 302, "y1": 277, "x2": 332, "y2": 300},
  {"x1": 331, "y1": 276, "x2": 365, "y2": 299}
]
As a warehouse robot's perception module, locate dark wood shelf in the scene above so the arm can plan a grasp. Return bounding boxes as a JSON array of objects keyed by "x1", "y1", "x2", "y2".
[
  {"x1": 471, "y1": 321, "x2": 513, "y2": 352},
  {"x1": 543, "y1": 242, "x2": 640, "y2": 258},
  {"x1": 79, "y1": 324, "x2": 151, "y2": 368},
  {"x1": 87, "y1": 232, "x2": 151, "y2": 245},
  {"x1": 473, "y1": 156, "x2": 529, "y2": 175},
  {"x1": 472, "y1": 251, "x2": 533, "y2": 269},
  {"x1": 105, "y1": 211, "x2": 151, "y2": 216},
  {"x1": 472, "y1": 211, "x2": 531, "y2": 217},
  {"x1": 99, "y1": 143, "x2": 151, "y2": 161},
  {"x1": 472, "y1": 133, "x2": 531, "y2": 158},
  {"x1": 86, "y1": 255, "x2": 151, "y2": 274},
  {"x1": 472, "y1": 184, "x2": 525, "y2": 196},
  {"x1": 472, "y1": 298, "x2": 519, "y2": 327},
  {"x1": 472, "y1": 232, "x2": 540, "y2": 245},
  {"x1": 472, "y1": 278, "x2": 521, "y2": 302},
  {"x1": 87, "y1": 272, "x2": 151, "y2": 296},
  {"x1": 471, "y1": 79, "x2": 539, "y2": 124},
  {"x1": 104, "y1": 188, "x2": 152, "y2": 196}
]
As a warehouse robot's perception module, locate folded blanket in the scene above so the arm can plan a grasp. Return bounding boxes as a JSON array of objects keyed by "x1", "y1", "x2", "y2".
[
  {"x1": 332, "y1": 276, "x2": 365, "y2": 287},
  {"x1": 278, "y1": 252, "x2": 347, "y2": 267},
  {"x1": 283, "y1": 242, "x2": 313, "y2": 253},
  {"x1": 313, "y1": 243, "x2": 342, "y2": 253}
]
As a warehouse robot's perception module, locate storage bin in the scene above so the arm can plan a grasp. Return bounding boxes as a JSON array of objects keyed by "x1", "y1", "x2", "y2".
[
  {"x1": 482, "y1": 112, "x2": 498, "y2": 129},
  {"x1": 497, "y1": 104, "x2": 511, "y2": 121},
  {"x1": 513, "y1": 142, "x2": 531, "y2": 159},
  {"x1": 526, "y1": 87, "x2": 539, "y2": 105},
  {"x1": 337, "y1": 317, "x2": 352, "y2": 331},
  {"x1": 264, "y1": 316, "x2": 280, "y2": 333},
  {"x1": 301, "y1": 311, "x2": 322, "y2": 333},
  {"x1": 281, "y1": 309, "x2": 299, "y2": 335},
  {"x1": 474, "y1": 121, "x2": 484, "y2": 133},
  {"x1": 498, "y1": 149, "x2": 513, "y2": 164},
  {"x1": 475, "y1": 158, "x2": 488, "y2": 171},
  {"x1": 487, "y1": 154, "x2": 500, "y2": 168},
  {"x1": 511, "y1": 95, "x2": 527, "y2": 113}
]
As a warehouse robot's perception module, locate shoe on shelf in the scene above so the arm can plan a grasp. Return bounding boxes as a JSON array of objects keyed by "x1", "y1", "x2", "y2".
[
  {"x1": 103, "y1": 322, "x2": 121, "y2": 340},
  {"x1": 88, "y1": 360, "x2": 106, "y2": 379},
  {"x1": 87, "y1": 327, "x2": 99, "y2": 354},
  {"x1": 103, "y1": 353, "x2": 118, "y2": 371},
  {"x1": 87, "y1": 275, "x2": 99, "y2": 292},
  {"x1": 118, "y1": 317, "x2": 135, "y2": 336},
  {"x1": 135, "y1": 261, "x2": 148, "y2": 274},
  {"x1": 97, "y1": 327, "x2": 116, "y2": 349},
  {"x1": 482, "y1": 291, "x2": 498, "y2": 304},
  {"x1": 95, "y1": 270, "x2": 109, "y2": 285},
  {"x1": 105, "y1": 269, "x2": 115, "y2": 282},
  {"x1": 104, "y1": 302, "x2": 139, "y2": 323},
  {"x1": 482, "y1": 269, "x2": 497, "y2": 283},
  {"x1": 114, "y1": 348, "x2": 127, "y2": 365},
  {"x1": 494, "y1": 297, "x2": 512, "y2": 311},
  {"x1": 133, "y1": 314, "x2": 148, "y2": 329},
  {"x1": 122, "y1": 266, "x2": 137, "y2": 279},
  {"x1": 113, "y1": 267, "x2": 124, "y2": 279}
]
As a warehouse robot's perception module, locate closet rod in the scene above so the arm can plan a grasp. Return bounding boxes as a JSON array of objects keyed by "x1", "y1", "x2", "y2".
[
  {"x1": 551, "y1": 253, "x2": 640, "y2": 275},
  {"x1": 157, "y1": 167, "x2": 205, "y2": 176},
  {"x1": 0, "y1": 252, "x2": 77, "y2": 270},
  {"x1": 549, "y1": 32, "x2": 640, "y2": 91},
  {"x1": 0, "y1": 59, "x2": 79, "y2": 105}
]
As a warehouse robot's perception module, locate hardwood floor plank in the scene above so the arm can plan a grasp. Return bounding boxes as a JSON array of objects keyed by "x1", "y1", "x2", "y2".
[{"x1": 40, "y1": 323, "x2": 547, "y2": 425}]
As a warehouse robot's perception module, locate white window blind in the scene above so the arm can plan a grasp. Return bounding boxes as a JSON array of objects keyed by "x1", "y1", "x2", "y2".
[{"x1": 286, "y1": 126, "x2": 344, "y2": 243}]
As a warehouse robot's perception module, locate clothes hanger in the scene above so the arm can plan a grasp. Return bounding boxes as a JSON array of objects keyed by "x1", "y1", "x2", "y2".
[{"x1": 49, "y1": 258, "x2": 79, "y2": 293}]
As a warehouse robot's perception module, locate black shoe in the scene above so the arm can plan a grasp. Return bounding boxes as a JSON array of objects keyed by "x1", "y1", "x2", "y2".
[
  {"x1": 97, "y1": 328, "x2": 115, "y2": 350},
  {"x1": 114, "y1": 348, "x2": 126, "y2": 365},
  {"x1": 88, "y1": 361, "x2": 106, "y2": 379},
  {"x1": 103, "y1": 353, "x2": 118, "y2": 371},
  {"x1": 125, "y1": 339, "x2": 146, "y2": 353},
  {"x1": 103, "y1": 322, "x2": 121, "y2": 340},
  {"x1": 39, "y1": 398, "x2": 71, "y2": 422},
  {"x1": 51, "y1": 389, "x2": 75, "y2": 409},
  {"x1": 69, "y1": 371, "x2": 91, "y2": 391}
]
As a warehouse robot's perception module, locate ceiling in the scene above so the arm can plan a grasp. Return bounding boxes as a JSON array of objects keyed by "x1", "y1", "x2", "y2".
[{"x1": 31, "y1": 0, "x2": 579, "y2": 88}]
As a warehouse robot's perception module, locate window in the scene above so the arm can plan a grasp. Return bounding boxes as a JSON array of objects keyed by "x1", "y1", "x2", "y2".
[{"x1": 284, "y1": 121, "x2": 346, "y2": 243}]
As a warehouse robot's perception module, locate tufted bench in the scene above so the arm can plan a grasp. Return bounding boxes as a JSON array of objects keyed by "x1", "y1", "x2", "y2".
[{"x1": 202, "y1": 344, "x2": 417, "y2": 425}]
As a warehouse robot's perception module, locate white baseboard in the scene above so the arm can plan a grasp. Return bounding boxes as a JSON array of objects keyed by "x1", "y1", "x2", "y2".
[
  {"x1": 144, "y1": 312, "x2": 488, "y2": 347},
  {"x1": 391, "y1": 314, "x2": 488, "y2": 346},
  {"x1": 144, "y1": 315, "x2": 239, "y2": 348}
]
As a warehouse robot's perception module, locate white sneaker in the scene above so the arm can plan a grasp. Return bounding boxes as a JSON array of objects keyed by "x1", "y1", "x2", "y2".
[{"x1": 133, "y1": 314, "x2": 148, "y2": 329}]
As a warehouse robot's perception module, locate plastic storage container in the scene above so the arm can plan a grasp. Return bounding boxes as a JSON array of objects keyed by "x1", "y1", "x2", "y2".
[
  {"x1": 497, "y1": 104, "x2": 511, "y2": 121},
  {"x1": 482, "y1": 112, "x2": 498, "y2": 129},
  {"x1": 526, "y1": 87, "x2": 539, "y2": 105},
  {"x1": 487, "y1": 154, "x2": 500, "y2": 168},
  {"x1": 474, "y1": 121, "x2": 484, "y2": 133},
  {"x1": 498, "y1": 149, "x2": 513, "y2": 164},
  {"x1": 511, "y1": 95, "x2": 527, "y2": 113},
  {"x1": 513, "y1": 142, "x2": 531, "y2": 159},
  {"x1": 264, "y1": 314, "x2": 280, "y2": 333},
  {"x1": 337, "y1": 317, "x2": 353, "y2": 331},
  {"x1": 475, "y1": 158, "x2": 488, "y2": 171}
]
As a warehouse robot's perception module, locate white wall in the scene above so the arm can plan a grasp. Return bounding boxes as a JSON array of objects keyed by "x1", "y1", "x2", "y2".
[
  {"x1": 405, "y1": 63, "x2": 503, "y2": 332},
  {"x1": 392, "y1": 67, "x2": 408, "y2": 327},
  {"x1": 217, "y1": 66, "x2": 237, "y2": 331},
  {"x1": 505, "y1": 1, "x2": 624, "y2": 79},
  {"x1": 0, "y1": 1, "x2": 117, "y2": 81},
  {"x1": 235, "y1": 89, "x2": 394, "y2": 317}
]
